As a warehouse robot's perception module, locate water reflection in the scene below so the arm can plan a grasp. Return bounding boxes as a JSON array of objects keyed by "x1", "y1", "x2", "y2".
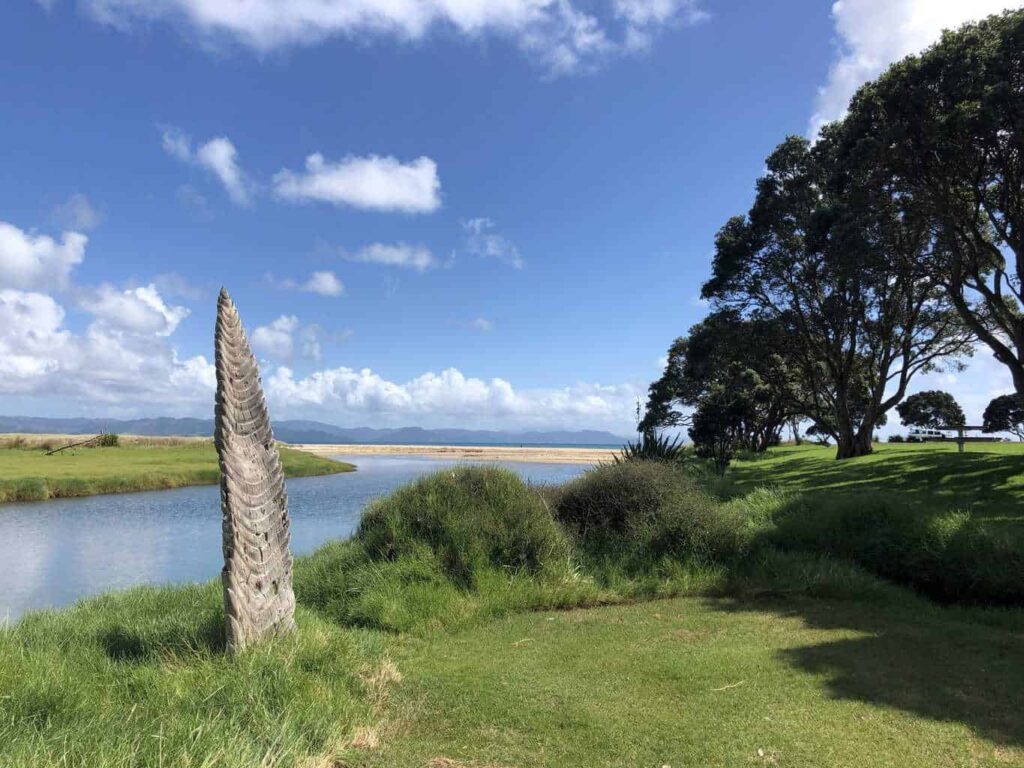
[{"x1": 0, "y1": 455, "x2": 585, "y2": 622}]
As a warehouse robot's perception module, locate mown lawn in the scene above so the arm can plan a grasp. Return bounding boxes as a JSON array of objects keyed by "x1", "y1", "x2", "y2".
[
  {"x1": 370, "y1": 596, "x2": 1024, "y2": 767},
  {"x1": 0, "y1": 443, "x2": 353, "y2": 502},
  {"x1": 728, "y1": 442, "x2": 1024, "y2": 531}
]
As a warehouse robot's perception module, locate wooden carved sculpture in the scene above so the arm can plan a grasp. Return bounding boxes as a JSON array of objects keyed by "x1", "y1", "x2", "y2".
[{"x1": 215, "y1": 288, "x2": 296, "y2": 652}]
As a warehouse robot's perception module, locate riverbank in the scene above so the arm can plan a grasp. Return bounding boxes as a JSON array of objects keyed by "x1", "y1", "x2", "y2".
[
  {"x1": 0, "y1": 440, "x2": 353, "y2": 503},
  {"x1": 290, "y1": 442, "x2": 618, "y2": 464}
]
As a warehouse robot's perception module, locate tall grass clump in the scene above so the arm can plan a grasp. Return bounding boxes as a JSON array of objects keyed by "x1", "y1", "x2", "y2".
[
  {"x1": 552, "y1": 461, "x2": 750, "y2": 571},
  {"x1": 769, "y1": 494, "x2": 1024, "y2": 605},
  {"x1": 358, "y1": 466, "x2": 571, "y2": 588}
]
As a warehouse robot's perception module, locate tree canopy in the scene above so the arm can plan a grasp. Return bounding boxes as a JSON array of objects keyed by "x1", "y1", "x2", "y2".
[
  {"x1": 983, "y1": 394, "x2": 1024, "y2": 440},
  {"x1": 896, "y1": 390, "x2": 965, "y2": 430},
  {"x1": 702, "y1": 130, "x2": 972, "y2": 458}
]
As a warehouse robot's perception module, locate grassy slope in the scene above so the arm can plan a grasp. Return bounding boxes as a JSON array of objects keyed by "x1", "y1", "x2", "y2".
[
  {"x1": 0, "y1": 443, "x2": 353, "y2": 502},
  {"x1": 728, "y1": 442, "x2": 1024, "y2": 531}
]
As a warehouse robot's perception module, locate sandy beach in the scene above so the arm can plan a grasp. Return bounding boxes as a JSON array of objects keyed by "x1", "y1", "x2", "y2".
[{"x1": 289, "y1": 443, "x2": 617, "y2": 464}]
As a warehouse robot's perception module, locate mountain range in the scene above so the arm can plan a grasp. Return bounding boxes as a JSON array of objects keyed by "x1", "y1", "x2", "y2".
[{"x1": 0, "y1": 416, "x2": 628, "y2": 447}]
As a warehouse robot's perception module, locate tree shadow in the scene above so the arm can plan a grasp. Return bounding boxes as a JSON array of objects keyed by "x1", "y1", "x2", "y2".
[
  {"x1": 98, "y1": 609, "x2": 226, "y2": 663},
  {"x1": 708, "y1": 596, "x2": 1024, "y2": 747},
  {"x1": 729, "y1": 447, "x2": 1024, "y2": 529}
]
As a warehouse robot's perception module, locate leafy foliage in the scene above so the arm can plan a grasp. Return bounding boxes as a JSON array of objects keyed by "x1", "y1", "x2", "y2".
[
  {"x1": 841, "y1": 9, "x2": 1024, "y2": 397},
  {"x1": 615, "y1": 431, "x2": 686, "y2": 463},
  {"x1": 701, "y1": 132, "x2": 972, "y2": 459},
  {"x1": 983, "y1": 394, "x2": 1024, "y2": 440},
  {"x1": 896, "y1": 391, "x2": 965, "y2": 430}
]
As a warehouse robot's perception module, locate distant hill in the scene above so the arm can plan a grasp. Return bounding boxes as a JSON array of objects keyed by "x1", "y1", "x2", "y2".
[{"x1": 0, "y1": 415, "x2": 629, "y2": 447}]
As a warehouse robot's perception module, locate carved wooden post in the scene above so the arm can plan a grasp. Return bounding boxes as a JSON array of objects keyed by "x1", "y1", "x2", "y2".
[{"x1": 215, "y1": 288, "x2": 296, "y2": 652}]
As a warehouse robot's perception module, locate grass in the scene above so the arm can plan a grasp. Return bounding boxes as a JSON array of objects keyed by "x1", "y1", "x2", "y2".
[
  {"x1": 0, "y1": 441, "x2": 353, "y2": 502},
  {"x1": 726, "y1": 442, "x2": 1024, "y2": 532},
  {"x1": 3, "y1": 454, "x2": 1024, "y2": 766}
]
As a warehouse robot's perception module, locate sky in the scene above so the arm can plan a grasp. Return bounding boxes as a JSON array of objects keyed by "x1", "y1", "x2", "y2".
[{"x1": 1, "y1": 0, "x2": 1021, "y2": 436}]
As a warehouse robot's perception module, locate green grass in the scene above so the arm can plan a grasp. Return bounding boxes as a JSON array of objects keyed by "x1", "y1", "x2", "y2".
[
  {"x1": 726, "y1": 442, "x2": 1024, "y2": 531},
  {"x1": 0, "y1": 443, "x2": 353, "y2": 503},
  {"x1": 3, "y1": 457, "x2": 1024, "y2": 766}
]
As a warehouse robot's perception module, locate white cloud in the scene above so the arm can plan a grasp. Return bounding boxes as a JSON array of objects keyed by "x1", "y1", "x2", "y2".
[
  {"x1": 251, "y1": 316, "x2": 350, "y2": 361},
  {"x1": 51, "y1": 194, "x2": 102, "y2": 231},
  {"x1": 462, "y1": 218, "x2": 523, "y2": 268},
  {"x1": 196, "y1": 137, "x2": 251, "y2": 205},
  {"x1": 83, "y1": 0, "x2": 705, "y2": 75},
  {"x1": 266, "y1": 365, "x2": 639, "y2": 431},
  {"x1": 274, "y1": 153, "x2": 441, "y2": 213},
  {"x1": 252, "y1": 315, "x2": 300, "y2": 360},
  {"x1": 160, "y1": 127, "x2": 252, "y2": 205},
  {"x1": 471, "y1": 317, "x2": 494, "y2": 332},
  {"x1": 810, "y1": 0, "x2": 1023, "y2": 136},
  {"x1": 0, "y1": 222, "x2": 86, "y2": 291},
  {"x1": 78, "y1": 283, "x2": 190, "y2": 337},
  {"x1": 343, "y1": 242, "x2": 438, "y2": 272},
  {"x1": 276, "y1": 270, "x2": 346, "y2": 297},
  {"x1": 0, "y1": 288, "x2": 213, "y2": 407}
]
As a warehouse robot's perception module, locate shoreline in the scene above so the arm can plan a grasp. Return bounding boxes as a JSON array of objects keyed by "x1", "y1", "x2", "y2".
[{"x1": 290, "y1": 443, "x2": 617, "y2": 464}]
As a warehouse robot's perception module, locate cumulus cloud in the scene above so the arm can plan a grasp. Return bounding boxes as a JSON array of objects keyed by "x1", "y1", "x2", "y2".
[
  {"x1": 251, "y1": 316, "x2": 352, "y2": 362},
  {"x1": 160, "y1": 127, "x2": 252, "y2": 204},
  {"x1": 274, "y1": 154, "x2": 441, "y2": 213},
  {"x1": 0, "y1": 222, "x2": 86, "y2": 291},
  {"x1": 78, "y1": 283, "x2": 190, "y2": 336},
  {"x1": 341, "y1": 242, "x2": 438, "y2": 272},
  {"x1": 471, "y1": 317, "x2": 494, "y2": 332},
  {"x1": 51, "y1": 194, "x2": 102, "y2": 231},
  {"x1": 265, "y1": 365, "x2": 639, "y2": 431},
  {"x1": 0, "y1": 287, "x2": 213, "y2": 407},
  {"x1": 252, "y1": 315, "x2": 300, "y2": 360},
  {"x1": 81, "y1": 0, "x2": 705, "y2": 76},
  {"x1": 462, "y1": 218, "x2": 523, "y2": 268},
  {"x1": 275, "y1": 270, "x2": 346, "y2": 297},
  {"x1": 810, "y1": 0, "x2": 1023, "y2": 137}
]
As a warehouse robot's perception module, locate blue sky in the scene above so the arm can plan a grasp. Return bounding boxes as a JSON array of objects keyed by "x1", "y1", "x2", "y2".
[{"x1": 1, "y1": 0, "x2": 1020, "y2": 435}]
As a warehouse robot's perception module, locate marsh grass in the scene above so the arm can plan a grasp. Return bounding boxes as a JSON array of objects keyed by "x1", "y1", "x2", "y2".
[{"x1": 0, "y1": 443, "x2": 352, "y2": 503}]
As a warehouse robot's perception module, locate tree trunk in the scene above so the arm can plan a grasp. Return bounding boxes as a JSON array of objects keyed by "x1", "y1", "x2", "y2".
[{"x1": 835, "y1": 429, "x2": 873, "y2": 459}]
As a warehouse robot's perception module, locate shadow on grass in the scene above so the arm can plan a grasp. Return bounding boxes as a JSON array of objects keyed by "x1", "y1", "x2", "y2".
[
  {"x1": 709, "y1": 596, "x2": 1024, "y2": 747},
  {"x1": 98, "y1": 610, "x2": 226, "y2": 662},
  {"x1": 730, "y1": 448, "x2": 1024, "y2": 529}
]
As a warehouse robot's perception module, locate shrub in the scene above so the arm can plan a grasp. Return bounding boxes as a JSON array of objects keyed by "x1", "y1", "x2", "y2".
[
  {"x1": 888, "y1": 434, "x2": 905, "y2": 443},
  {"x1": 357, "y1": 466, "x2": 570, "y2": 588},
  {"x1": 615, "y1": 432, "x2": 686, "y2": 463},
  {"x1": 553, "y1": 461, "x2": 749, "y2": 568},
  {"x1": 94, "y1": 432, "x2": 119, "y2": 447},
  {"x1": 769, "y1": 494, "x2": 1024, "y2": 605}
]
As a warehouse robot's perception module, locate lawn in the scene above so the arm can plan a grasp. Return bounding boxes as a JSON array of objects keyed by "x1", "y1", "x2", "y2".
[
  {"x1": 728, "y1": 442, "x2": 1024, "y2": 531},
  {"x1": 0, "y1": 441, "x2": 353, "y2": 502}
]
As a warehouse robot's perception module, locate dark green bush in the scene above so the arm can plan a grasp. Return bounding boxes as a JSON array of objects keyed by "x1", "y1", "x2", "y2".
[
  {"x1": 769, "y1": 494, "x2": 1024, "y2": 605},
  {"x1": 357, "y1": 466, "x2": 569, "y2": 588},
  {"x1": 553, "y1": 461, "x2": 749, "y2": 567},
  {"x1": 94, "y1": 433, "x2": 119, "y2": 447}
]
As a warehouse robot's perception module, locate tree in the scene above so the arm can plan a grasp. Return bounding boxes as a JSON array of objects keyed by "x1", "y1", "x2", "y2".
[
  {"x1": 641, "y1": 310, "x2": 799, "y2": 452},
  {"x1": 842, "y1": 10, "x2": 1024, "y2": 396},
  {"x1": 983, "y1": 394, "x2": 1024, "y2": 440},
  {"x1": 688, "y1": 384, "x2": 750, "y2": 475},
  {"x1": 896, "y1": 390, "x2": 965, "y2": 431},
  {"x1": 703, "y1": 129, "x2": 973, "y2": 459}
]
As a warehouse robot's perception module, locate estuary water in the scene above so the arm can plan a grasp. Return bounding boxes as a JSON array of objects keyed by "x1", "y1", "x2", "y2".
[{"x1": 0, "y1": 455, "x2": 587, "y2": 622}]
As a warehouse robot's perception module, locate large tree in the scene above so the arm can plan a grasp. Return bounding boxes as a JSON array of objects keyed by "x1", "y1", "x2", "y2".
[
  {"x1": 983, "y1": 394, "x2": 1024, "y2": 440},
  {"x1": 842, "y1": 10, "x2": 1024, "y2": 394},
  {"x1": 703, "y1": 131, "x2": 973, "y2": 459},
  {"x1": 896, "y1": 390, "x2": 965, "y2": 431},
  {"x1": 641, "y1": 309, "x2": 799, "y2": 452}
]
